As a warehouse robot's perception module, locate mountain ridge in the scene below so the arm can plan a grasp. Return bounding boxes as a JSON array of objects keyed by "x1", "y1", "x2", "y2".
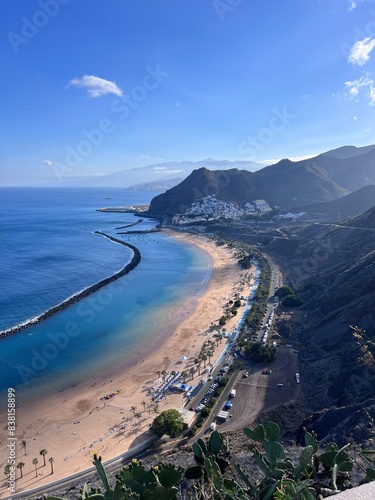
[{"x1": 147, "y1": 145, "x2": 375, "y2": 215}]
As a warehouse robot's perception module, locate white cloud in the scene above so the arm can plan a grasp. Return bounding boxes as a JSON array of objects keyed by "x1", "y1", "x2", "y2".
[
  {"x1": 155, "y1": 169, "x2": 183, "y2": 174},
  {"x1": 258, "y1": 154, "x2": 315, "y2": 166},
  {"x1": 354, "y1": 115, "x2": 358, "y2": 120},
  {"x1": 176, "y1": 102, "x2": 182, "y2": 108},
  {"x1": 139, "y1": 154, "x2": 152, "y2": 159},
  {"x1": 370, "y1": 84, "x2": 375, "y2": 105},
  {"x1": 153, "y1": 166, "x2": 167, "y2": 170},
  {"x1": 348, "y1": 37, "x2": 375, "y2": 66},
  {"x1": 288, "y1": 154, "x2": 316, "y2": 162},
  {"x1": 67, "y1": 75, "x2": 123, "y2": 98},
  {"x1": 348, "y1": 0, "x2": 366, "y2": 11},
  {"x1": 42, "y1": 160, "x2": 53, "y2": 166},
  {"x1": 345, "y1": 75, "x2": 375, "y2": 105}
]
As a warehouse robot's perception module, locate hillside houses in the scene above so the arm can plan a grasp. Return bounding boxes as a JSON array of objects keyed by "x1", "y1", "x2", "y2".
[
  {"x1": 254, "y1": 199, "x2": 272, "y2": 213},
  {"x1": 171, "y1": 195, "x2": 273, "y2": 225}
]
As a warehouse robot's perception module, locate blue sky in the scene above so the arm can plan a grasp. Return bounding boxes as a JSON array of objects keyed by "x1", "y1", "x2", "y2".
[{"x1": 1, "y1": 0, "x2": 375, "y2": 183}]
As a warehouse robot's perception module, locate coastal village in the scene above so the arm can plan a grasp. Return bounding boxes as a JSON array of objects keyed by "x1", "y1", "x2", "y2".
[{"x1": 171, "y1": 195, "x2": 272, "y2": 225}]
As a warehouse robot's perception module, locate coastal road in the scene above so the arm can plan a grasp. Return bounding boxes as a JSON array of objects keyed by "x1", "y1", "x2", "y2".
[
  {"x1": 197, "y1": 255, "x2": 300, "y2": 435},
  {"x1": 12, "y1": 439, "x2": 155, "y2": 499}
]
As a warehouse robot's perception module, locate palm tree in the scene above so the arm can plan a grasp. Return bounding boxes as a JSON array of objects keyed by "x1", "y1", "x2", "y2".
[
  {"x1": 189, "y1": 367, "x2": 195, "y2": 380},
  {"x1": 135, "y1": 412, "x2": 142, "y2": 421},
  {"x1": 152, "y1": 404, "x2": 159, "y2": 416},
  {"x1": 4, "y1": 464, "x2": 11, "y2": 477},
  {"x1": 207, "y1": 350, "x2": 214, "y2": 364},
  {"x1": 39, "y1": 449, "x2": 48, "y2": 466},
  {"x1": 201, "y1": 354, "x2": 208, "y2": 368},
  {"x1": 20, "y1": 439, "x2": 27, "y2": 455},
  {"x1": 17, "y1": 462, "x2": 25, "y2": 478},
  {"x1": 141, "y1": 400, "x2": 146, "y2": 413},
  {"x1": 156, "y1": 370, "x2": 161, "y2": 379},
  {"x1": 194, "y1": 357, "x2": 201, "y2": 375},
  {"x1": 181, "y1": 370, "x2": 188, "y2": 383},
  {"x1": 49, "y1": 457, "x2": 54, "y2": 475},
  {"x1": 130, "y1": 405, "x2": 137, "y2": 415},
  {"x1": 161, "y1": 370, "x2": 167, "y2": 380},
  {"x1": 32, "y1": 458, "x2": 38, "y2": 477}
]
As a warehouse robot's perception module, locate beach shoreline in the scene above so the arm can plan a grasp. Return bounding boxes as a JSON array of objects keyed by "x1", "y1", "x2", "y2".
[{"x1": 0, "y1": 231, "x2": 255, "y2": 498}]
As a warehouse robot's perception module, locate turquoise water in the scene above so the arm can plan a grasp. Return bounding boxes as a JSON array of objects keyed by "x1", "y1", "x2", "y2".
[{"x1": 0, "y1": 188, "x2": 211, "y2": 407}]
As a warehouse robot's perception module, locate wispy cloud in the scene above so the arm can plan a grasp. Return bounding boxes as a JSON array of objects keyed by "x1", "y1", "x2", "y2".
[
  {"x1": 345, "y1": 75, "x2": 375, "y2": 105},
  {"x1": 348, "y1": 0, "x2": 366, "y2": 11},
  {"x1": 42, "y1": 160, "x2": 53, "y2": 166},
  {"x1": 175, "y1": 102, "x2": 182, "y2": 108},
  {"x1": 67, "y1": 75, "x2": 123, "y2": 98},
  {"x1": 139, "y1": 154, "x2": 152, "y2": 159},
  {"x1": 348, "y1": 37, "x2": 375, "y2": 66},
  {"x1": 258, "y1": 154, "x2": 315, "y2": 166},
  {"x1": 155, "y1": 169, "x2": 183, "y2": 174},
  {"x1": 154, "y1": 166, "x2": 167, "y2": 170}
]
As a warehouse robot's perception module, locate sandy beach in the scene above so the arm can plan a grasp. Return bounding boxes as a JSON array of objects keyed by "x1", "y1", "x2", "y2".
[{"x1": 0, "y1": 231, "x2": 255, "y2": 498}]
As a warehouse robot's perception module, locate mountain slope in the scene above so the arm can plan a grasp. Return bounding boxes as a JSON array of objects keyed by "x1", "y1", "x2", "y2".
[
  {"x1": 254, "y1": 159, "x2": 349, "y2": 207},
  {"x1": 268, "y1": 207, "x2": 375, "y2": 431},
  {"x1": 320, "y1": 144, "x2": 375, "y2": 160},
  {"x1": 298, "y1": 184, "x2": 375, "y2": 219}
]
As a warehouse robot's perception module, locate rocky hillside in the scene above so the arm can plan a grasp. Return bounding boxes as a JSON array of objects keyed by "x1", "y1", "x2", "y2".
[
  {"x1": 297, "y1": 184, "x2": 375, "y2": 219},
  {"x1": 268, "y1": 207, "x2": 375, "y2": 441},
  {"x1": 147, "y1": 145, "x2": 375, "y2": 216}
]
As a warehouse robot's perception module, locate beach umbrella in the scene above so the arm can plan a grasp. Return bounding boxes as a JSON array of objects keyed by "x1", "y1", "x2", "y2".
[{"x1": 180, "y1": 355, "x2": 187, "y2": 361}]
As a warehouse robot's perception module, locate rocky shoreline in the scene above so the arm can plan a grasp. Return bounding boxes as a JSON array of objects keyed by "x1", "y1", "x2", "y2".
[{"x1": 0, "y1": 232, "x2": 141, "y2": 340}]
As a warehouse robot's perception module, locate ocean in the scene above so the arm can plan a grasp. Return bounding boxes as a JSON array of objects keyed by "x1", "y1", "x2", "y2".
[{"x1": 0, "y1": 187, "x2": 211, "y2": 407}]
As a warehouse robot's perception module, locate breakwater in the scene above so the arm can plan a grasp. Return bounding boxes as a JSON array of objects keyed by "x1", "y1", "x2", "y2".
[
  {"x1": 96, "y1": 205, "x2": 149, "y2": 213},
  {"x1": 117, "y1": 228, "x2": 161, "y2": 235},
  {"x1": 0, "y1": 233, "x2": 141, "y2": 339},
  {"x1": 115, "y1": 219, "x2": 143, "y2": 230}
]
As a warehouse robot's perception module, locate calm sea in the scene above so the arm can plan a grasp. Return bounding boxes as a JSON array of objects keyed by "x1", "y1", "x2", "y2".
[{"x1": 0, "y1": 188, "x2": 211, "y2": 407}]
